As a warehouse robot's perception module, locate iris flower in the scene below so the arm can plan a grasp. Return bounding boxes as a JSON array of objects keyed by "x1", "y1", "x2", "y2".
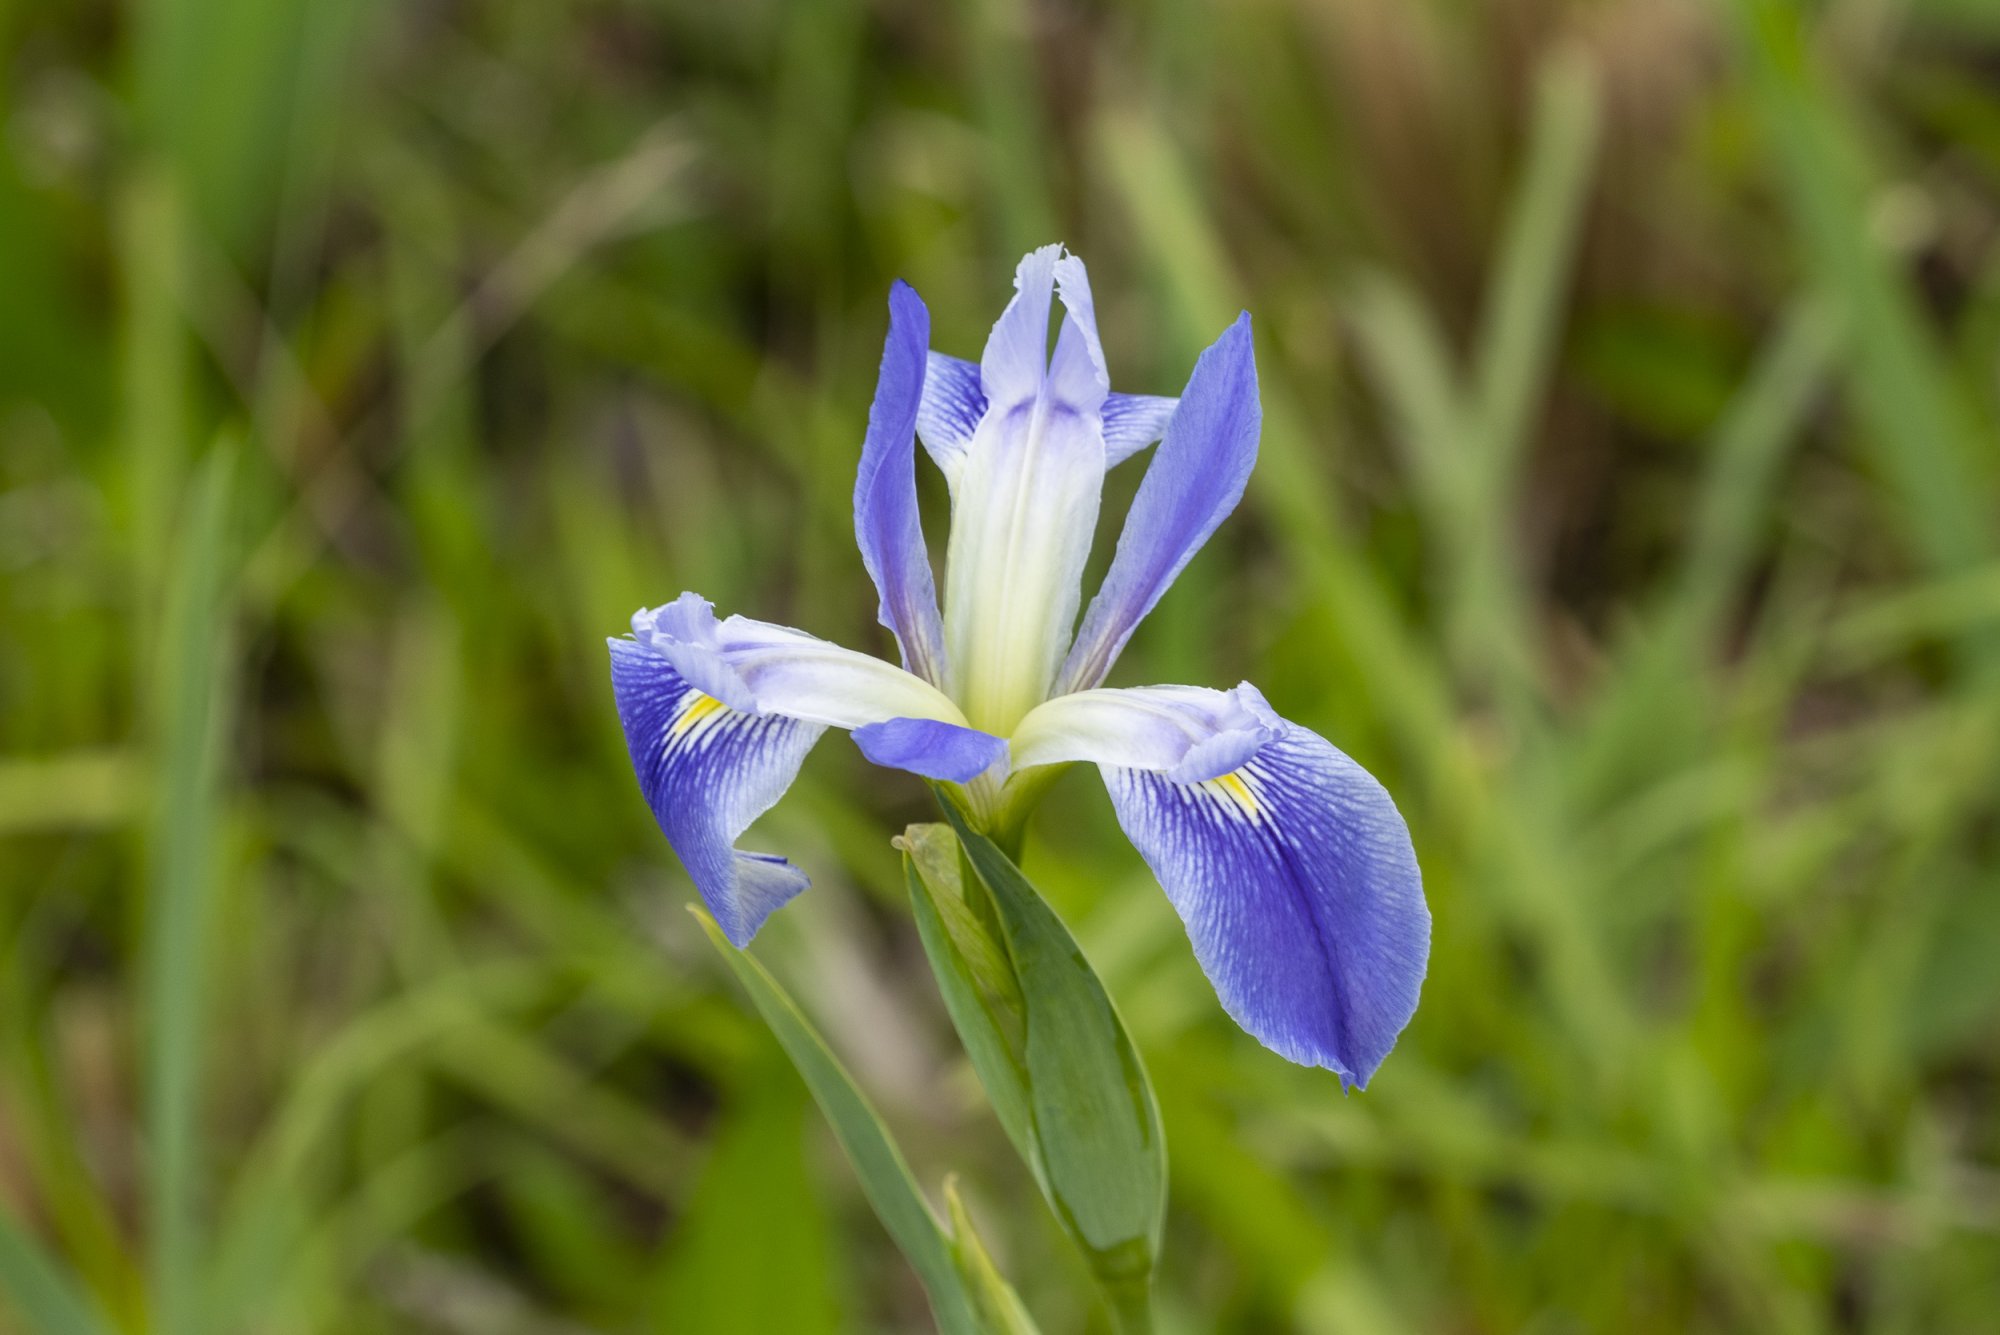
[{"x1": 611, "y1": 246, "x2": 1428, "y2": 1086}]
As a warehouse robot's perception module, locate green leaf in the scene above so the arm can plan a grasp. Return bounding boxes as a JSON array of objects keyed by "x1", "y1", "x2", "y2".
[
  {"x1": 901, "y1": 824, "x2": 1024, "y2": 1020},
  {"x1": 943, "y1": 1178, "x2": 1041, "y2": 1335},
  {"x1": 901, "y1": 824, "x2": 1039, "y2": 1182},
  {"x1": 692, "y1": 908, "x2": 983, "y2": 1335},
  {"x1": 1729, "y1": 0, "x2": 2000, "y2": 673},
  {"x1": 0, "y1": 1208, "x2": 113, "y2": 1335},
  {"x1": 930, "y1": 802, "x2": 1166, "y2": 1322},
  {"x1": 143, "y1": 443, "x2": 237, "y2": 1335}
]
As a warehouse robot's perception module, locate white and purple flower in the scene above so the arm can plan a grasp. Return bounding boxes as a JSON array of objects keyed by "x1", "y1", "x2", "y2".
[{"x1": 610, "y1": 245, "x2": 1429, "y2": 1086}]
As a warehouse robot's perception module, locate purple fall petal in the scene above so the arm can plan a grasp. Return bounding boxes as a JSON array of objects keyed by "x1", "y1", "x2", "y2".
[
  {"x1": 609, "y1": 639, "x2": 824, "y2": 945},
  {"x1": 1104, "y1": 718, "x2": 1428, "y2": 1085}
]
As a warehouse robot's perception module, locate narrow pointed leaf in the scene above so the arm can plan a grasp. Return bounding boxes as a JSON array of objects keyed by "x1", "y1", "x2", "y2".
[
  {"x1": 692, "y1": 908, "x2": 982, "y2": 1335},
  {"x1": 144, "y1": 444, "x2": 237, "y2": 1335},
  {"x1": 902, "y1": 824, "x2": 1040, "y2": 1185},
  {"x1": 943, "y1": 1178, "x2": 1041, "y2": 1335},
  {"x1": 934, "y1": 801, "x2": 1167, "y2": 1299},
  {"x1": 0, "y1": 1208, "x2": 113, "y2": 1335}
]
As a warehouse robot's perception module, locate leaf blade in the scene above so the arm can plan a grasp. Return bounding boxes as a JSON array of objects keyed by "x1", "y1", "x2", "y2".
[
  {"x1": 0, "y1": 1207, "x2": 113, "y2": 1335},
  {"x1": 692, "y1": 907, "x2": 981, "y2": 1335},
  {"x1": 934, "y1": 803, "x2": 1166, "y2": 1299},
  {"x1": 902, "y1": 824, "x2": 1040, "y2": 1183}
]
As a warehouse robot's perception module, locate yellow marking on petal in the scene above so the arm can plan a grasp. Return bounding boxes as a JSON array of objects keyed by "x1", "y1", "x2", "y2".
[
  {"x1": 1207, "y1": 770, "x2": 1261, "y2": 819},
  {"x1": 672, "y1": 691, "x2": 727, "y2": 738}
]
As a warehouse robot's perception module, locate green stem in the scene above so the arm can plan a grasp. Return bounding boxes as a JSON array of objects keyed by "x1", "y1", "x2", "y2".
[
  {"x1": 1105, "y1": 1278, "x2": 1154, "y2": 1335},
  {"x1": 982, "y1": 763, "x2": 1071, "y2": 859}
]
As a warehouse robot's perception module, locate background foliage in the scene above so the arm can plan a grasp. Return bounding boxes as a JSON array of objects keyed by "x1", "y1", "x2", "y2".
[{"x1": 2, "y1": 0, "x2": 1998, "y2": 1330}]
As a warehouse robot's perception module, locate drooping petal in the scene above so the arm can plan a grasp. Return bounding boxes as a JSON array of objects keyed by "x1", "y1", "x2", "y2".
[
  {"x1": 916, "y1": 352, "x2": 986, "y2": 483},
  {"x1": 1102, "y1": 393, "x2": 1178, "y2": 467},
  {"x1": 612, "y1": 596, "x2": 1008, "y2": 939},
  {"x1": 633, "y1": 594, "x2": 988, "y2": 745},
  {"x1": 609, "y1": 639, "x2": 823, "y2": 945},
  {"x1": 854, "y1": 281, "x2": 947, "y2": 684},
  {"x1": 637, "y1": 591, "x2": 758, "y2": 711},
  {"x1": 979, "y1": 244, "x2": 1062, "y2": 407},
  {"x1": 852, "y1": 717, "x2": 1007, "y2": 781},
  {"x1": 1017, "y1": 681, "x2": 1428, "y2": 1085},
  {"x1": 1058, "y1": 314, "x2": 1260, "y2": 694}
]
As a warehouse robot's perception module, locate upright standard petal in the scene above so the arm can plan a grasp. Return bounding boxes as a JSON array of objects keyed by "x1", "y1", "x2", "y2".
[
  {"x1": 1013, "y1": 682, "x2": 1429, "y2": 1085},
  {"x1": 609, "y1": 639, "x2": 823, "y2": 946},
  {"x1": 1058, "y1": 314, "x2": 1260, "y2": 694},
  {"x1": 979, "y1": 244, "x2": 1063, "y2": 406},
  {"x1": 915, "y1": 352, "x2": 986, "y2": 484},
  {"x1": 1046, "y1": 251, "x2": 1109, "y2": 409},
  {"x1": 915, "y1": 250, "x2": 1110, "y2": 481},
  {"x1": 855, "y1": 281, "x2": 947, "y2": 685},
  {"x1": 943, "y1": 246, "x2": 1113, "y2": 732}
]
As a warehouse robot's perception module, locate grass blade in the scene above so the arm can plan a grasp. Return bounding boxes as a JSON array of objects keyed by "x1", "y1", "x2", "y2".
[
  {"x1": 1673, "y1": 297, "x2": 1842, "y2": 634},
  {"x1": 692, "y1": 908, "x2": 983, "y2": 1335},
  {"x1": 943, "y1": 1178, "x2": 1041, "y2": 1335},
  {"x1": 142, "y1": 445, "x2": 236, "y2": 1335},
  {"x1": 0, "y1": 1209, "x2": 112, "y2": 1335},
  {"x1": 1730, "y1": 0, "x2": 1999, "y2": 669},
  {"x1": 1471, "y1": 47, "x2": 1603, "y2": 485},
  {"x1": 1460, "y1": 48, "x2": 1601, "y2": 711}
]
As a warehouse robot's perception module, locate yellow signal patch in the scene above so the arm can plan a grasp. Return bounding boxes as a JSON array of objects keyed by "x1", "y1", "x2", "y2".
[
  {"x1": 672, "y1": 691, "x2": 728, "y2": 738},
  {"x1": 1207, "y1": 770, "x2": 1261, "y2": 819}
]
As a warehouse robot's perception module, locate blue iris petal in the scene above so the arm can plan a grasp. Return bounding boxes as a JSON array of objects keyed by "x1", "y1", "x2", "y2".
[
  {"x1": 923, "y1": 303, "x2": 1172, "y2": 472},
  {"x1": 915, "y1": 351, "x2": 986, "y2": 476},
  {"x1": 852, "y1": 717, "x2": 1008, "y2": 782},
  {"x1": 979, "y1": 244, "x2": 1064, "y2": 406},
  {"x1": 855, "y1": 281, "x2": 949, "y2": 684},
  {"x1": 1060, "y1": 313, "x2": 1260, "y2": 694},
  {"x1": 1103, "y1": 718, "x2": 1428, "y2": 1086},
  {"x1": 634, "y1": 593, "x2": 759, "y2": 713},
  {"x1": 609, "y1": 638, "x2": 826, "y2": 946},
  {"x1": 1102, "y1": 392, "x2": 1178, "y2": 467},
  {"x1": 1046, "y1": 252, "x2": 1109, "y2": 408}
]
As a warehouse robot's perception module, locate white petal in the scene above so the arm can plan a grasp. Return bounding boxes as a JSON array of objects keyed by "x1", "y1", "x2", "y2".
[
  {"x1": 1009, "y1": 683, "x2": 1280, "y2": 782},
  {"x1": 634, "y1": 593, "x2": 971, "y2": 732},
  {"x1": 941, "y1": 398, "x2": 1105, "y2": 732}
]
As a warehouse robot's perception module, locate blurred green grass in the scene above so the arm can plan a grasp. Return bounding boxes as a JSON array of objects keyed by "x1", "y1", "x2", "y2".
[{"x1": 2, "y1": 0, "x2": 1999, "y2": 1330}]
